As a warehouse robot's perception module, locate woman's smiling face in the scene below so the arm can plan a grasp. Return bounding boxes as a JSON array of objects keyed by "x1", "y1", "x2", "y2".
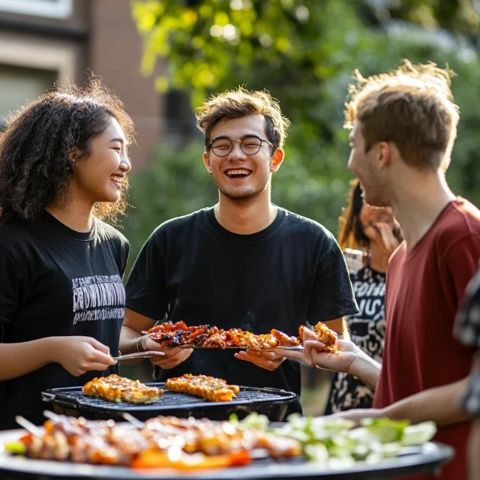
[{"x1": 71, "y1": 115, "x2": 131, "y2": 206}]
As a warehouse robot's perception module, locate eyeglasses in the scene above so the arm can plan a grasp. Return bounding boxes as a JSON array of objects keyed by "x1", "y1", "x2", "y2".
[{"x1": 208, "y1": 135, "x2": 273, "y2": 157}]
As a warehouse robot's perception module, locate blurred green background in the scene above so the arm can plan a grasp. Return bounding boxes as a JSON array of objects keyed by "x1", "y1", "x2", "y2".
[
  {"x1": 120, "y1": 0, "x2": 480, "y2": 414},
  {"x1": 122, "y1": 0, "x2": 480, "y2": 267}
]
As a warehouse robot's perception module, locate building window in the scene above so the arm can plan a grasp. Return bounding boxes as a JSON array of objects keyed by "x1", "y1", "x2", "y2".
[
  {"x1": 0, "y1": 64, "x2": 57, "y2": 129},
  {"x1": 0, "y1": 0, "x2": 72, "y2": 19},
  {"x1": 0, "y1": 36, "x2": 75, "y2": 129},
  {"x1": 164, "y1": 89, "x2": 198, "y2": 145}
]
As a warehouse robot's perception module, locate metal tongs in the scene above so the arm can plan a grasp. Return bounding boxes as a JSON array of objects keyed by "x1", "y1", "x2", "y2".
[{"x1": 111, "y1": 351, "x2": 165, "y2": 361}]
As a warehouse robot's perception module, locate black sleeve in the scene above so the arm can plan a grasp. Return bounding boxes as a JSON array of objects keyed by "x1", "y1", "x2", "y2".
[
  {"x1": 307, "y1": 233, "x2": 359, "y2": 322},
  {"x1": 119, "y1": 239, "x2": 129, "y2": 278},
  {"x1": 455, "y1": 267, "x2": 480, "y2": 349},
  {"x1": 125, "y1": 228, "x2": 169, "y2": 321},
  {"x1": 0, "y1": 244, "x2": 23, "y2": 326}
]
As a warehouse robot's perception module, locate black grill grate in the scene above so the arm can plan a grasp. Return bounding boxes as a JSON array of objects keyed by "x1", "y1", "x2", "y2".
[{"x1": 42, "y1": 383, "x2": 297, "y2": 422}]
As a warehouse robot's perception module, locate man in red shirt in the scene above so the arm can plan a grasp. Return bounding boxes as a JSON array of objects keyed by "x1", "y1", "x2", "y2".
[{"x1": 286, "y1": 61, "x2": 480, "y2": 479}]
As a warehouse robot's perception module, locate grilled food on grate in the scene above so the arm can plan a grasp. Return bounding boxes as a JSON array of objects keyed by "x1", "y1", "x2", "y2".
[
  {"x1": 82, "y1": 374, "x2": 164, "y2": 404},
  {"x1": 166, "y1": 374, "x2": 240, "y2": 402}
]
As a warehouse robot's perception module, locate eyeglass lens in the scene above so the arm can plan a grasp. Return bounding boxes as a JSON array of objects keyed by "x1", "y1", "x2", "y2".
[{"x1": 210, "y1": 136, "x2": 265, "y2": 157}]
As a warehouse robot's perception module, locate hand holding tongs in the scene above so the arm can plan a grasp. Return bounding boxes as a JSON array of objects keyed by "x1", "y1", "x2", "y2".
[{"x1": 111, "y1": 351, "x2": 165, "y2": 362}]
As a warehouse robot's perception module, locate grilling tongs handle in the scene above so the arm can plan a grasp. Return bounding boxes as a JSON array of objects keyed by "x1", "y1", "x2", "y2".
[{"x1": 111, "y1": 351, "x2": 165, "y2": 361}]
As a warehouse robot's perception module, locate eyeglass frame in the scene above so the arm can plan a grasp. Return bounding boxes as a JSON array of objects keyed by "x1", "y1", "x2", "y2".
[{"x1": 207, "y1": 134, "x2": 273, "y2": 157}]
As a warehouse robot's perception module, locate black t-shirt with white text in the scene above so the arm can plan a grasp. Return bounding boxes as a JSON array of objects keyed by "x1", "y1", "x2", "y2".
[{"x1": 0, "y1": 212, "x2": 129, "y2": 428}]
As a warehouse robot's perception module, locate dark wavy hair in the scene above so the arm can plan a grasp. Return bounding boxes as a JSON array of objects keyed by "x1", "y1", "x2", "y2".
[
  {"x1": 338, "y1": 179, "x2": 369, "y2": 251},
  {"x1": 0, "y1": 79, "x2": 135, "y2": 223},
  {"x1": 338, "y1": 179, "x2": 403, "y2": 251}
]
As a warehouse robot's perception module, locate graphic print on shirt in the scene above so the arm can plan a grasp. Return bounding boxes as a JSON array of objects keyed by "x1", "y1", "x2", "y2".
[
  {"x1": 326, "y1": 266, "x2": 386, "y2": 413},
  {"x1": 349, "y1": 271, "x2": 386, "y2": 361},
  {"x1": 72, "y1": 275, "x2": 125, "y2": 324}
]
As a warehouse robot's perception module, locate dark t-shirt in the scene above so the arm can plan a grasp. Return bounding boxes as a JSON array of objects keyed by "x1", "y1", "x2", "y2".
[
  {"x1": 0, "y1": 212, "x2": 129, "y2": 428},
  {"x1": 127, "y1": 207, "x2": 358, "y2": 416},
  {"x1": 325, "y1": 265, "x2": 386, "y2": 413},
  {"x1": 375, "y1": 198, "x2": 480, "y2": 480}
]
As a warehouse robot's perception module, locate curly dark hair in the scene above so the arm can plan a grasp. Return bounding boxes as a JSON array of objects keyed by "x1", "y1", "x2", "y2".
[{"x1": 0, "y1": 79, "x2": 135, "y2": 223}]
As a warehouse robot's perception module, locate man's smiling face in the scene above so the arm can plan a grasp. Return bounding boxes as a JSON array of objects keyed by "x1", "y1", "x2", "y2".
[{"x1": 203, "y1": 114, "x2": 283, "y2": 202}]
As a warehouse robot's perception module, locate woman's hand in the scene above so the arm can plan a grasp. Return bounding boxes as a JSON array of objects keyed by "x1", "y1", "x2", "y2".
[
  {"x1": 303, "y1": 338, "x2": 360, "y2": 373},
  {"x1": 373, "y1": 221, "x2": 401, "y2": 256},
  {"x1": 50, "y1": 336, "x2": 116, "y2": 376}
]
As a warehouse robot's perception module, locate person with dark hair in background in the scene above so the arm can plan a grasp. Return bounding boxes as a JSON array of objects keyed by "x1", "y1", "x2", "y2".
[
  {"x1": 120, "y1": 87, "x2": 358, "y2": 418},
  {"x1": 0, "y1": 81, "x2": 134, "y2": 428},
  {"x1": 325, "y1": 179, "x2": 401, "y2": 414},
  {"x1": 282, "y1": 61, "x2": 480, "y2": 480}
]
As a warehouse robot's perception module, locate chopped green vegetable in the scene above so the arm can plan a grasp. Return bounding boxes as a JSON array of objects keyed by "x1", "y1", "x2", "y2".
[
  {"x1": 229, "y1": 414, "x2": 436, "y2": 467},
  {"x1": 230, "y1": 412, "x2": 270, "y2": 431},
  {"x1": 402, "y1": 421, "x2": 437, "y2": 445},
  {"x1": 4, "y1": 441, "x2": 27, "y2": 455},
  {"x1": 361, "y1": 417, "x2": 409, "y2": 443}
]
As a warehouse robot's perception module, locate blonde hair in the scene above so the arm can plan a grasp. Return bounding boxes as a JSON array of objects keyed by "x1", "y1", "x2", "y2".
[{"x1": 345, "y1": 60, "x2": 459, "y2": 170}]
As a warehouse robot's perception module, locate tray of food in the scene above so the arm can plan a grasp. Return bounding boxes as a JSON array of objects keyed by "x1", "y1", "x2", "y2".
[{"x1": 0, "y1": 412, "x2": 452, "y2": 480}]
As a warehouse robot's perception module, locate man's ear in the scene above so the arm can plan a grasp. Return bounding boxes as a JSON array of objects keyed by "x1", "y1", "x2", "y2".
[
  {"x1": 270, "y1": 148, "x2": 284, "y2": 173},
  {"x1": 377, "y1": 142, "x2": 392, "y2": 169},
  {"x1": 203, "y1": 151, "x2": 212, "y2": 174}
]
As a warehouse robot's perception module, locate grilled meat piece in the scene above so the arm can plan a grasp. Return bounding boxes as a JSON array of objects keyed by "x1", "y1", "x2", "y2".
[
  {"x1": 166, "y1": 374, "x2": 240, "y2": 402},
  {"x1": 82, "y1": 374, "x2": 164, "y2": 404}
]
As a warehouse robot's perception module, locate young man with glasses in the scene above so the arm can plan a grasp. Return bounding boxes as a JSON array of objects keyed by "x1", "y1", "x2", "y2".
[{"x1": 120, "y1": 87, "x2": 357, "y2": 417}]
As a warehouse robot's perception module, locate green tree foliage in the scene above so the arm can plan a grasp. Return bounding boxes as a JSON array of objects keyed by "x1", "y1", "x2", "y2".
[
  {"x1": 362, "y1": 0, "x2": 480, "y2": 38},
  {"x1": 123, "y1": 142, "x2": 216, "y2": 264},
  {"x1": 124, "y1": 0, "x2": 480, "y2": 260}
]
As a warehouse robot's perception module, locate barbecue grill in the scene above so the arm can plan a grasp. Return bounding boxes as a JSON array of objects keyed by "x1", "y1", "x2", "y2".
[{"x1": 41, "y1": 383, "x2": 297, "y2": 421}]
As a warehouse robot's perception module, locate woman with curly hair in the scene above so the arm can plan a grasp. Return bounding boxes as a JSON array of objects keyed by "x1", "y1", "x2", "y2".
[
  {"x1": 0, "y1": 81, "x2": 134, "y2": 428},
  {"x1": 324, "y1": 179, "x2": 402, "y2": 413}
]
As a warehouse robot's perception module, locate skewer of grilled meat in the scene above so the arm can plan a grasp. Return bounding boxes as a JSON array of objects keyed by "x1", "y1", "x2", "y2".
[{"x1": 15, "y1": 413, "x2": 301, "y2": 467}]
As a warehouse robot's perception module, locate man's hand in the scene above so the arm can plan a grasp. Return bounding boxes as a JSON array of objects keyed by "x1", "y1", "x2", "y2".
[
  {"x1": 136, "y1": 334, "x2": 193, "y2": 369},
  {"x1": 234, "y1": 349, "x2": 285, "y2": 371},
  {"x1": 149, "y1": 345, "x2": 193, "y2": 370}
]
